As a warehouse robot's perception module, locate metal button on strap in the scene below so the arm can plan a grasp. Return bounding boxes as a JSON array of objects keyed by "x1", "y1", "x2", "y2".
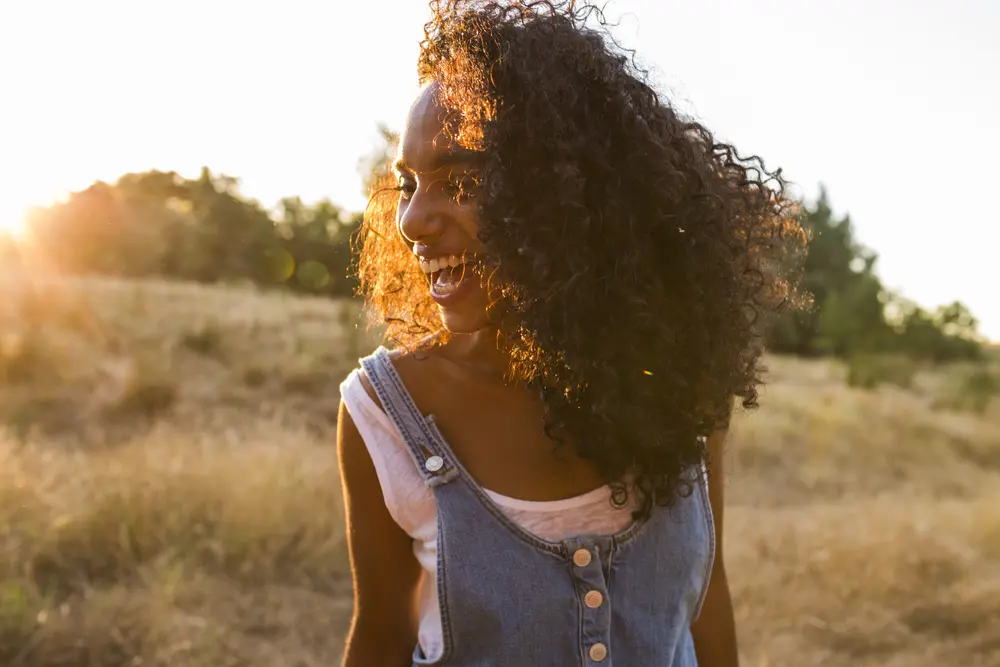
[
  {"x1": 424, "y1": 455, "x2": 444, "y2": 472},
  {"x1": 584, "y1": 590, "x2": 603, "y2": 609},
  {"x1": 572, "y1": 548, "x2": 592, "y2": 567},
  {"x1": 589, "y1": 643, "x2": 608, "y2": 662}
]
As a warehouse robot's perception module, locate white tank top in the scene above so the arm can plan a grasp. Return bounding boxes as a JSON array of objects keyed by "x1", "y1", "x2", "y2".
[{"x1": 339, "y1": 368, "x2": 633, "y2": 662}]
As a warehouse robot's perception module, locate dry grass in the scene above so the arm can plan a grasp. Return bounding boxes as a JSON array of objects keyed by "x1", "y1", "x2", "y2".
[
  {"x1": 727, "y1": 357, "x2": 1000, "y2": 666},
  {"x1": 1, "y1": 272, "x2": 998, "y2": 666}
]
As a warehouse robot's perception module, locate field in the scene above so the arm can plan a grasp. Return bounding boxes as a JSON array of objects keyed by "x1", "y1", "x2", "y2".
[{"x1": 1, "y1": 274, "x2": 998, "y2": 667}]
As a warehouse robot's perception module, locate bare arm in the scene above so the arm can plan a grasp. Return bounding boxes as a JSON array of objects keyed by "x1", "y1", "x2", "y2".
[
  {"x1": 691, "y1": 425, "x2": 740, "y2": 667},
  {"x1": 338, "y1": 395, "x2": 422, "y2": 667}
]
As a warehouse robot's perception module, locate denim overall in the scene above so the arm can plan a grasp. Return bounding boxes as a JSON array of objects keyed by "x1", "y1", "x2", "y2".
[{"x1": 360, "y1": 347, "x2": 715, "y2": 666}]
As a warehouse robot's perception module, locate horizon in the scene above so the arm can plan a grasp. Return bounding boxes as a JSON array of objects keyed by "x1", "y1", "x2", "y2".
[{"x1": 1, "y1": 0, "x2": 997, "y2": 340}]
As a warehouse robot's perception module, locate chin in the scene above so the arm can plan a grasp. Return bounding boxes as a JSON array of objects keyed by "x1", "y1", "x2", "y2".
[{"x1": 434, "y1": 284, "x2": 493, "y2": 335}]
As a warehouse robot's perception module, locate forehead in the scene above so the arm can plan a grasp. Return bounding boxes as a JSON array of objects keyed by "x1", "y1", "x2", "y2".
[{"x1": 397, "y1": 83, "x2": 462, "y2": 170}]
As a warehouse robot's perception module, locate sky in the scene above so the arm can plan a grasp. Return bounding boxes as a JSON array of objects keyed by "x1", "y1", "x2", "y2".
[{"x1": 1, "y1": 0, "x2": 998, "y2": 339}]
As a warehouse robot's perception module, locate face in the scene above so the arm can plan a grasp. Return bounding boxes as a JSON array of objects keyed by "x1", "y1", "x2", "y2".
[{"x1": 394, "y1": 82, "x2": 492, "y2": 334}]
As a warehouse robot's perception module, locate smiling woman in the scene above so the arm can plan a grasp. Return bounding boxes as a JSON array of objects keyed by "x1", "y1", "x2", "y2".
[{"x1": 339, "y1": 2, "x2": 808, "y2": 666}]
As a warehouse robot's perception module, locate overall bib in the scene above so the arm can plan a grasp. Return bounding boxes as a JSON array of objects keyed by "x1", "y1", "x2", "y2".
[{"x1": 361, "y1": 347, "x2": 715, "y2": 666}]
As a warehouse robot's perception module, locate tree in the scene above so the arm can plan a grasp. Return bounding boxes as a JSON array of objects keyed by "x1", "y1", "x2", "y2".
[
  {"x1": 885, "y1": 296, "x2": 982, "y2": 362},
  {"x1": 770, "y1": 186, "x2": 885, "y2": 356},
  {"x1": 816, "y1": 272, "x2": 888, "y2": 356},
  {"x1": 768, "y1": 186, "x2": 983, "y2": 362},
  {"x1": 274, "y1": 196, "x2": 360, "y2": 296},
  {"x1": 28, "y1": 181, "x2": 134, "y2": 275},
  {"x1": 25, "y1": 168, "x2": 282, "y2": 285}
]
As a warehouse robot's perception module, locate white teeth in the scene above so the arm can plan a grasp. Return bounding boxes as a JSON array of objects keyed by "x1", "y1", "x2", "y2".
[
  {"x1": 418, "y1": 253, "x2": 466, "y2": 274},
  {"x1": 431, "y1": 255, "x2": 471, "y2": 296}
]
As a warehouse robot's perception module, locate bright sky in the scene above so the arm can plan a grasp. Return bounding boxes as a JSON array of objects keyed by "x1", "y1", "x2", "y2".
[{"x1": 1, "y1": 0, "x2": 997, "y2": 339}]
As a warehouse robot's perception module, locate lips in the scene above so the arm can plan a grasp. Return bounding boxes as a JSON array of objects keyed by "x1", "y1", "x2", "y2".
[
  {"x1": 414, "y1": 249, "x2": 483, "y2": 305},
  {"x1": 423, "y1": 254, "x2": 474, "y2": 296},
  {"x1": 431, "y1": 264, "x2": 469, "y2": 295}
]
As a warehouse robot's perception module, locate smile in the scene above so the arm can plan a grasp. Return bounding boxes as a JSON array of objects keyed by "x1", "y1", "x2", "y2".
[{"x1": 416, "y1": 253, "x2": 480, "y2": 301}]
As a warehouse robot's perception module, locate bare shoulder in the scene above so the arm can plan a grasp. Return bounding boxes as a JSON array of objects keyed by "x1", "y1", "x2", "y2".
[
  {"x1": 359, "y1": 344, "x2": 442, "y2": 413},
  {"x1": 386, "y1": 344, "x2": 441, "y2": 376}
]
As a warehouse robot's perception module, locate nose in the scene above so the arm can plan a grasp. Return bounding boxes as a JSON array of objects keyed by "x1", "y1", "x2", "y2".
[{"x1": 397, "y1": 187, "x2": 447, "y2": 245}]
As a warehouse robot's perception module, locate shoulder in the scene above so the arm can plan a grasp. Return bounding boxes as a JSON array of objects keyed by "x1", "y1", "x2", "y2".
[
  {"x1": 344, "y1": 343, "x2": 445, "y2": 415},
  {"x1": 339, "y1": 363, "x2": 373, "y2": 404},
  {"x1": 338, "y1": 347, "x2": 439, "y2": 535},
  {"x1": 356, "y1": 366, "x2": 380, "y2": 408}
]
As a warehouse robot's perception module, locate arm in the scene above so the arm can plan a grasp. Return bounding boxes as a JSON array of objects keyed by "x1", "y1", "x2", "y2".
[
  {"x1": 338, "y1": 397, "x2": 422, "y2": 667},
  {"x1": 691, "y1": 425, "x2": 740, "y2": 667}
]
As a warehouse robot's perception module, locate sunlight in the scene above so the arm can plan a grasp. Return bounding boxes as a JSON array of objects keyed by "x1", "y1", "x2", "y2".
[{"x1": 0, "y1": 200, "x2": 29, "y2": 238}]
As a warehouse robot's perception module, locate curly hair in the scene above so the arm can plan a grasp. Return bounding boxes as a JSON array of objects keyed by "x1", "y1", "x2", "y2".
[{"x1": 356, "y1": 0, "x2": 808, "y2": 517}]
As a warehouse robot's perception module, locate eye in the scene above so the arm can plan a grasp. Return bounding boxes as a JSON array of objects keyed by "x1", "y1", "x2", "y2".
[{"x1": 397, "y1": 176, "x2": 416, "y2": 201}]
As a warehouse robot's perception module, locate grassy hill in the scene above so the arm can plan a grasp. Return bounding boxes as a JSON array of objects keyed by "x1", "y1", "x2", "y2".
[{"x1": 1, "y1": 274, "x2": 998, "y2": 667}]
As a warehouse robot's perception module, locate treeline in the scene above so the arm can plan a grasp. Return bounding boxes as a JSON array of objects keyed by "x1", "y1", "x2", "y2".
[
  {"x1": 4, "y1": 154, "x2": 985, "y2": 363},
  {"x1": 12, "y1": 168, "x2": 361, "y2": 297},
  {"x1": 770, "y1": 188, "x2": 983, "y2": 363}
]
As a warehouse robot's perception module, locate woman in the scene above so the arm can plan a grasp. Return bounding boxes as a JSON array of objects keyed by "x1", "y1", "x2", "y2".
[{"x1": 337, "y1": 1, "x2": 805, "y2": 665}]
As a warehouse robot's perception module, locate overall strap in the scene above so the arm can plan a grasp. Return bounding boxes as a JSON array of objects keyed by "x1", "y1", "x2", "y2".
[{"x1": 359, "y1": 347, "x2": 458, "y2": 488}]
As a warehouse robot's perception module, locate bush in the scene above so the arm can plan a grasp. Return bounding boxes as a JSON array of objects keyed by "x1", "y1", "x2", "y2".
[
  {"x1": 846, "y1": 354, "x2": 918, "y2": 390},
  {"x1": 934, "y1": 365, "x2": 999, "y2": 414}
]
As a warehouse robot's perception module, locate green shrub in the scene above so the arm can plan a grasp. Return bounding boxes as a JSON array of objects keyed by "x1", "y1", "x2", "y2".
[
  {"x1": 935, "y1": 365, "x2": 999, "y2": 414},
  {"x1": 846, "y1": 354, "x2": 917, "y2": 390}
]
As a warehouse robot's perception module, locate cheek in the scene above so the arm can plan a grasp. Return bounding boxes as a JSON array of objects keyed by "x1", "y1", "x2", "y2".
[{"x1": 456, "y1": 206, "x2": 482, "y2": 241}]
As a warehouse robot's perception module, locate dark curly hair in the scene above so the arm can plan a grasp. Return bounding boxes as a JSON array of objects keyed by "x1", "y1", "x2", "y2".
[{"x1": 356, "y1": 0, "x2": 808, "y2": 517}]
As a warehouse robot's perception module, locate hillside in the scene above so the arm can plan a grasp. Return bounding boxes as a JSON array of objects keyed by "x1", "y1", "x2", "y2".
[{"x1": 1, "y1": 274, "x2": 998, "y2": 667}]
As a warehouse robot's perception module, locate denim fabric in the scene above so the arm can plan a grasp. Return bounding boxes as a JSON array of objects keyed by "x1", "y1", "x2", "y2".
[{"x1": 361, "y1": 347, "x2": 715, "y2": 666}]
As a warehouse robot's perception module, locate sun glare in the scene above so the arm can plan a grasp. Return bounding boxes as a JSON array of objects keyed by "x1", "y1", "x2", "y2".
[{"x1": 0, "y1": 201, "x2": 29, "y2": 238}]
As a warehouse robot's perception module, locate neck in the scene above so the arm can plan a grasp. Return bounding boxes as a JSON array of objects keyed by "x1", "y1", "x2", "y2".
[{"x1": 442, "y1": 327, "x2": 513, "y2": 383}]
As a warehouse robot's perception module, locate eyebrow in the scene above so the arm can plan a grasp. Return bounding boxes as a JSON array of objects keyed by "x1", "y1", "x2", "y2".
[{"x1": 393, "y1": 147, "x2": 482, "y2": 175}]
